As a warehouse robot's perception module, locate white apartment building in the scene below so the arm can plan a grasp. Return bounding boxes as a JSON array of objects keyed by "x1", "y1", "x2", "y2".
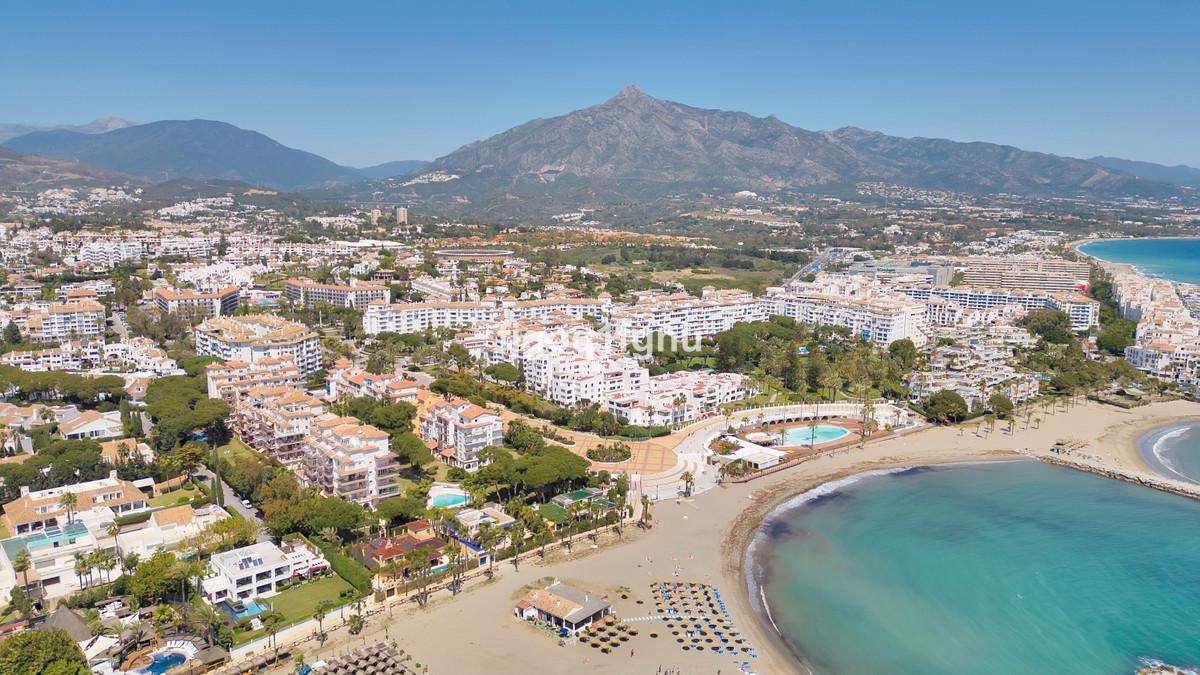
[
  {"x1": 461, "y1": 315, "x2": 648, "y2": 408},
  {"x1": 609, "y1": 288, "x2": 764, "y2": 345},
  {"x1": 419, "y1": 397, "x2": 503, "y2": 471},
  {"x1": 302, "y1": 415, "x2": 400, "y2": 506},
  {"x1": 205, "y1": 357, "x2": 305, "y2": 402},
  {"x1": 194, "y1": 315, "x2": 321, "y2": 374},
  {"x1": 10, "y1": 300, "x2": 106, "y2": 342},
  {"x1": 78, "y1": 240, "x2": 143, "y2": 268},
  {"x1": 284, "y1": 278, "x2": 390, "y2": 309},
  {"x1": 364, "y1": 301, "x2": 500, "y2": 335},
  {"x1": 154, "y1": 236, "x2": 216, "y2": 258},
  {"x1": 232, "y1": 386, "x2": 328, "y2": 466},
  {"x1": 761, "y1": 289, "x2": 929, "y2": 346},
  {"x1": 153, "y1": 285, "x2": 240, "y2": 317},
  {"x1": 1, "y1": 339, "x2": 103, "y2": 372},
  {"x1": 607, "y1": 371, "x2": 755, "y2": 427},
  {"x1": 104, "y1": 337, "x2": 186, "y2": 376},
  {"x1": 326, "y1": 364, "x2": 420, "y2": 404},
  {"x1": 363, "y1": 297, "x2": 609, "y2": 336},
  {"x1": 906, "y1": 330, "x2": 1041, "y2": 409},
  {"x1": 895, "y1": 286, "x2": 1099, "y2": 332},
  {"x1": 955, "y1": 255, "x2": 1090, "y2": 292}
]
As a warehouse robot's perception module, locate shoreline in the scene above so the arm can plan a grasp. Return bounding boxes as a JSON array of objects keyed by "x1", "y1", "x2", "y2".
[
  {"x1": 722, "y1": 402, "x2": 1200, "y2": 674},
  {"x1": 739, "y1": 465, "x2": 939, "y2": 675},
  {"x1": 1073, "y1": 236, "x2": 1200, "y2": 285},
  {"x1": 264, "y1": 400, "x2": 1200, "y2": 675},
  {"x1": 1137, "y1": 420, "x2": 1200, "y2": 485}
]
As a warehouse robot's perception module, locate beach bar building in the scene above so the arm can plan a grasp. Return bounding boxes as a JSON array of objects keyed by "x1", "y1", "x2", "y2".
[{"x1": 514, "y1": 580, "x2": 613, "y2": 635}]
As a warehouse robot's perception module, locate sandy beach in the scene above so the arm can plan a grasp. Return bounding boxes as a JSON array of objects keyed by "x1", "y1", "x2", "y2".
[{"x1": 264, "y1": 399, "x2": 1200, "y2": 675}]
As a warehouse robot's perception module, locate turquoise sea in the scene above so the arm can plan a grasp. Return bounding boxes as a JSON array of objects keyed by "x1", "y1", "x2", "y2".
[
  {"x1": 750, "y1": 462, "x2": 1200, "y2": 675},
  {"x1": 1141, "y1": 422, "x2": 1200, "y2": 485},
  {"x1": 1079, "y1": 238, "x2": 1200, "y2": 284}
]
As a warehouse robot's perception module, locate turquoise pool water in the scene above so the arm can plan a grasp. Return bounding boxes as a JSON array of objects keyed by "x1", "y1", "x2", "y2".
[
  {"x1": 430, "y1": 493, "x2": 469, "y2": 508},
  {"x1": 220, "y1": 598, "x2": 267, "y2": 621},
  {"x1": 137, "y1": 650, "x2": 187, "y2": 674},
  {"x1": 778, "y1": 424, "x2": 849, "y2": 446},
  {"x1": 751, "y1": 462, "x2": 1200, "y2": 674}
]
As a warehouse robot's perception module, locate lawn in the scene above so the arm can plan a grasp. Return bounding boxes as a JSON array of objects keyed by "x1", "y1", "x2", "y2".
[
  {"x1": 232, "y1": 575, "x2": 355, "y2": 645},
  {"x1": 148, "y1": 487, "x2": 201, "y2": 508},
  {"x1": 268, "y1": 575, "x2": 355, "y2": 621},
  {"x1": 218, "y1": 438, "x2": 258, "y2": 463},
  {"x1": 538, "y1": 503, "x2": 569, "y2": 524}
]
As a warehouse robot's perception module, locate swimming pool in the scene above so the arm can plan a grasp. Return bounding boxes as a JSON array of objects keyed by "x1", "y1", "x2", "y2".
[
  {"x1": 779, "y1": 424, "x2": 850, "y2": 446},
  {"x1": 219, "y1": 598, "x2": 267, "y2": 621},
  {"x1": 430, "y1": 493, "x2": 469, "y2": 508},
  {"x1": 137, "y1": 650, "x2": 186, "y2": 675},
  {"x1": 427, "y1": 483, "x2": 470, "y2": 509}
]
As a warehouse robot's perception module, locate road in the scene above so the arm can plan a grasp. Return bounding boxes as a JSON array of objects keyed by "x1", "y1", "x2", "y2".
[{"x1": 194, "y1": 467, "x2": 269, "y2": 541}]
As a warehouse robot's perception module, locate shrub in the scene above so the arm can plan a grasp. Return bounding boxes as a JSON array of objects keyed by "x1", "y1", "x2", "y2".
[{"x1": 586, "y1": 442, "x2": 632, "y2": 463}]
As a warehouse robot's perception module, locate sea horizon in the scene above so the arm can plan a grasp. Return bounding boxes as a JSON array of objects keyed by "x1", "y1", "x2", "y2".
[{"x1": 1079, "y1": 237, "x2": 1200, "y2": 285}]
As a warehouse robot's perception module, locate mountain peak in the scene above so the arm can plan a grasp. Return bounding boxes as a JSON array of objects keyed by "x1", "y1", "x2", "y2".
[{"x1": 611, "y1": 84, "x2": 647, "y2": 101}]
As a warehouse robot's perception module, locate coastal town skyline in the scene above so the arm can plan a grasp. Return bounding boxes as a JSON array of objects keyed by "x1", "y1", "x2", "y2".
[{"x1": 2, "y1": 4, "x2": 1200, "y2": 675}]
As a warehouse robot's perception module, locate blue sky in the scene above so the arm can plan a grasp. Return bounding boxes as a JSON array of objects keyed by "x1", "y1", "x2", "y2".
[{"x1": 2, "y1": 0, "x2": 1197, "y2": 167}]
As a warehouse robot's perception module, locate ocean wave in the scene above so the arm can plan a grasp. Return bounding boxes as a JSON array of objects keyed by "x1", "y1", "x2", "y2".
[
  {"x1": 1148, "y1": 425, "x2": 1199, "y2": 483},
  {"x1": 1137, "y1": 656, "x2": 1200, "y2": 675}
]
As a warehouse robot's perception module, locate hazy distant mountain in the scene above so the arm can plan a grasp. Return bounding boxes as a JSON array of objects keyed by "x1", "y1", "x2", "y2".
[
  {"x1": 0, "y1": 116, "x2": 134, "y2": 144},
  {"x1": 0, "y1": 147, "x2": 140, "y2": 190},
  {"x1": 1089, "y1": 156, "x2": 1200, "y2": 188},
  {"x1": 408, "y1": 86, "x2": 1166, "y2": 213},
  {"x1": 3, "y1": 120, "x2": 362, "y2": 190},
  {"x1": 355, "y1": 160, "x2": 429, "y2": 180}
]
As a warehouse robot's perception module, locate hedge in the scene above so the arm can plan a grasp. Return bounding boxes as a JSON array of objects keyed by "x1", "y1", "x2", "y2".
[
  {"x1": 286, "y1": 532, "x2": 372, "y2": 594},
  {"x1": 114, "y1": 511, "x2": 153, "y2": 526}
]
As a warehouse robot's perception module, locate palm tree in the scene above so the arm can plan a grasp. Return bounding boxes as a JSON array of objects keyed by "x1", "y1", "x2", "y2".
[
  {"x1": 151, "y1": 604, "x2": 176, "y2": 641},
  {"x1": 105, "y1": 521, "x2": 122, "y2": 561},
  {"x1": 95, "y1": 549, "x2": 117, "y2": 585},
  {"x1": 264, "y1": 613, "x2": 284, "y2": 654},
  {"x1": 445, "y1": 546, "x2": 462, "y2": 595},
  {"x1": 318, "y1": 527, "x2": 341, "y2": 546},
  {"x1": 313, "y1": 600, "x2": 332, "y2": 645},
  {"x1": 680, "y1": 471, "x2": 694, "y2": 498},
  {"x1": 639, "y1": 494, "x2": 652, "y2": 528},
  {"x1": 12, "y1": 547, "x2": 32, "y2": 618},
  {"x1": 400, "y1": 549, "x2": 424, "y2": 596},
  {"x1": 59, "y1": 492, "x2": 78, "y2": 526},
  {"x1": 189, "y1": 602, "x2": 224, "y2": 647},
  {"x1": 508, "y1": 521, "x2": 526, "y2": 570},
  {"x1": 74, "y1": 552, "x2": 92, "y2": 589},
  {"x1": 475, "y1": 523, "x2": 498, "y2": 576}
]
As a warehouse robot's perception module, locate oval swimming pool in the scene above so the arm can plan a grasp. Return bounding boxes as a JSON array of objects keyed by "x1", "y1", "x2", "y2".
[
  {"x1": 430, "y1": 493, "x2": 469, "y2": 508},
  {"x1": 778, "y1": 424, "x2": 850, "y2": 446}
]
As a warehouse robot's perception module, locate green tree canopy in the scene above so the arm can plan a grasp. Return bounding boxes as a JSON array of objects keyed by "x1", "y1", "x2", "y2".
[{"x1": 0, "y1": 628, "x2": 88, "y2": 675}]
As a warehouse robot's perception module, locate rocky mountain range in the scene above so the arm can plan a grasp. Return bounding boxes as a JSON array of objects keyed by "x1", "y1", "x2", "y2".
[
  {"x1": 2, "y1": 120, "x2": 368, "y2": 191},
  {"x1": 0, "y1": 116, "x2": 134, "y2": 144},
  {"x1": 1089, "y1": 156, "x2": 1200, "y2": 188},
  {"x1": 1, "y1": 89, "x2": 1192, "y2": 211},
  {"x1": 402, "y1": 86, "x2": 1168, "y2": 214}
]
